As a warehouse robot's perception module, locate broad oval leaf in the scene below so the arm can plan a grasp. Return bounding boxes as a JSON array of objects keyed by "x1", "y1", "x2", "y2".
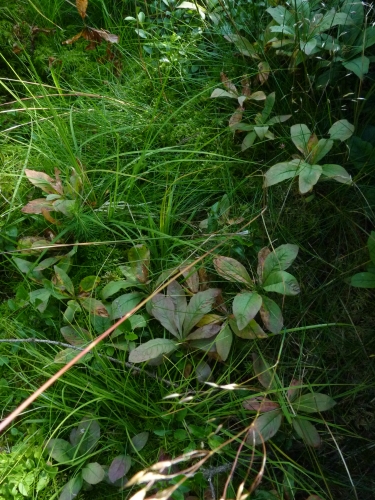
[
  {"x1": 150, "y1": 293, "x2": 179, "y2": 338},
  {"x1": 349, "y1": 272, "x2": 375, "y2": 288},
  {"x1": 73, "y1": 417, "x2": 100, "y2": 455},
  {"x1": 108, "y1": 455, "x2": 132, "y2": 483},
  {"x1": 290, "y1": 124, "x2": 312, "y2": 155},
  {"x1": 262, "y1": 244, "x2": 299, "y2": 281},
  {"x1": 213, "y1": 256, "x2": 252, "y2": 286},
  {"x1": 215, "y1": 322, "x2": 233, "y2": 361},
  {"x1": 101, "y1": 280, "x2": 134, "y2": 300},
  {"x1": 80, "y1": 298, "x2": 109, "y2": 317},
  {"x1": 243, "y1": 397, "x2": 280, "y2": 413},
  {"x1": 292, "y1": 417, "x2": 321, "y2": 447},
  {"x1": 287, "y1": 379, "x2": 303, "y2": 402},
  {"x1": 46, "y1": 439, "x2": 73, "y2": 463},
  {"x1": 79, "y1": 276, "x2": 100, "y2": 292},
  {"x1": 241, "y1": 131, "x2": 257, "y2": 151},
  {"x1": 59, "y1": 474, "x2": 83, "y2": 500},
  {"x1": 210, "y1": 88, "x2": 237, "y2": 99},
  {"x1": 24, "y1": 169, "x2": 56, "y2": 193},
  {"x1": 180, "y1": 265, "x2": 199, "y2": 293},
  {"x1": 196, "y1": 361, "x2": 212, "y2": 382},
  {"x1": 343, "y1": 56, "x2": 369, "y2": 79},
  {"x1": 128, "y1": 339, "x2": 177, "y2": 363},
  {"x1": 292, "y1": 392, "x2": 336, "y2": 413},
  {"x1": 233, "y1": 292, "x2": 262, "y2": 330},
  {"x1": 229, "y1": 318, "x2": 268, "y2": 339},
  {"x1": 183, "y1": 288, "x2": 221, "y2": 336},
  {"x1": 131, "y1": 432, "x2": 149, "y2": 451},
  {"x1": 309, "y1": 138, "x2": 333, "y2": 164},
  {"x1": 260, "y1": 296, "x2": 283, "y2": 334},
  {"x1": 263, "y1": 161, "x2": 299, "y2": 187},
  {"x1": 252, "y1": 353, "x2": 277, "y2": 390},
  {"x1": 185, "y1": 324, "x2": 221, "y2": 340},
  {"x1": 321, "y1": 164, "x2": 352, "y2": 184},
  {"x1": 61, "y1": 326, "x2": 91, "y2": 347},
  {"x1": 262, "y1": 270, "x2": 300, "y2": 296},
  {"x1": 111, "y1": 292, "x2": 143, "y2": 320},
  {"x1": 167, "y1": 280, "x2": 187, "y2": 335},
  {"x1": 246, "y1": 409, "x2": 283, "y2": 446},
  {"x1": 298, "y1": 163, "x2": 322, "y2": 194},
  {"x1": 54, "y1": 266, "x2": 75, "y2": 296},
  {"x1": 128, "y1": 244, "x2": 150, "y2": 284},
  {"x1": 54, "y1": 348, "x2": 92, "y2": 365},
  {"x1": 328, "y1": 119, "x2": 355, "y2": 142},
  {"x1": 82, "y1": 463, "x2": 105, "y2": 485}
]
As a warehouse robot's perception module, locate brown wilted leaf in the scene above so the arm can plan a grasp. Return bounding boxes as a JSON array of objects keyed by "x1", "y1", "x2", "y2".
[
  {"x1": 243, "y1": 396, "x2": 280, "y2": 413},
  {"x1": 287, "y1": 378, "x2": 302, "y2": 402},
  {"x1": 307, "y1": 133, "x2": 319, "y2": 152},
  {"x1": 257, "y1": 61, "x2": 271, "y2": 85},
  {"x1": 229, "y1": 106, "x2": 244, "y2": 129},
  {"x1": 76, "y1": 0, "x2": 88, "y2": 19},
  {"x1": 12, "y1": 43, "x2": 23, "y2": 54},
  {"x1": 22, "y1": 198, "x2": 54, "y2": 214},
  {"x1": 180, "y1": 265, "x2": 199, "y2": 293},
  {"x1": 25, "y1": 169, "x2": 57, "y2": 194},
  {"x1": 220, "y1": 72, "x2": 238, "y2": 95},
  {"x1": 63, "y1": 27, "x2": 119, "y2": 47},
  {"x1": 241, "y1": 77, "x2": 251, "y2": 97},
  {"x1": 41, "y1": 208, "x2": 60, "y2": 225},
  {"x1": 257, "y1": 247, "x2": 271, "y2": 283},
  {"x1": 62, "y1": 31, "x2": 84, "y2": 45}
]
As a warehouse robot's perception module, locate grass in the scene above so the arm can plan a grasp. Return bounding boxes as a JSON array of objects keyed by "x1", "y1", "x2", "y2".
[{"x1": 0, "y1": 0, "x2": 375, "y2": 498}]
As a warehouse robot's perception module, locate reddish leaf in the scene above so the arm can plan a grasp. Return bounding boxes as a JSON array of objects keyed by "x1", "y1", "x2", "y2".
[
  {"x1": 150, "y1": 293, "x2": 179, "y2": 338},
  {"x1": 243, "y1": 397, "x2": 280, "y2": 413},
  {"x1": 24, "y1": 169, "x2": 56, "y2": 194},
  {"x1": 62, "y1": 31, "x2": 84, "y2": 45},
  {"x1": 185, "y1": 324, "x2": 221, "y2": 340},
  {"x1": 229, "y1": 107, "x2": 244, "y2": 129},
  {"x1": 307, "y1": 133, "x2": 319, "y2": 153},
  {"x1": 128, "y1": 244, "x2": 150, "y2": 283},
  {"x1": 41, "y1": 208, "x2": 60, "y2": 224},
  {"x1": 287, "y1": 379, "x2": 302, "y2": 402},
  {"x1": 220, "y1": 72, "x2": 238, "y2": 94},
  {"x1": 76, "y1": 0, "x2": 88, "y2": 19},
  {"x1": 257, "y1": 61, "x2": 270, "y2": 85},
  {"x1": 233, "y1": 291, "x2": 262, "y2": 330},
  {"x1": 292, "y1": 417, "x2": 321, "y2": 447},
  {"x1": 253, "y1": 353, "x2": 277, "y2": 390},
  {"x1": 61, "y1": 326, "x2": 91, "y2": 347},
  {"x1": 22, "y1": 198, "x2": 54, "y2": 214},
  {"x1": 167, "y1": 280, "x2": 187, "y2": 335},
  {"x1": 213, "y1": 256, "x2": 253, "y2": 286},
  {"x1": 108, "y1": 455, "x2": 131, "y2": 483},
  {"x1": 260, "y1": 296, "x2": 283, "y2": 334},
  {"x1": 246, "y1": 409, "x2": 283, "y2": 445},
  {"x1": 241, "y1": 77, "x2": 251, "y2": 97}
]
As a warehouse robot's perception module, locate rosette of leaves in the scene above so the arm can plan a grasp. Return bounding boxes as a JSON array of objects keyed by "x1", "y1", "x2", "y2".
[
  {"x1": 264, "y1": 120, "x2": 354, "y2": 194},
  {"x1": 231, "y1": 92, "x2": 292, "y2": 151},
  {"x1": 21, "y1": 168, "x2": 84, "y2": 223},
  {"x1": 210, "y1": 73, "x2": 266, "y2": 130},
  {"x1": 243, "y1": 354, "x2": 336, "y2": 447},
  {"x1": 348, "y1": 231, "x2": 375, "y2": 288},
  {"x1": 128, "y1": 269, "x2": 232, "y2": 366},
  {"x1": 213, "y1": 244, "x2": 300, "y2": 337},
  {"x1": 46, "y1": 416, "x2": 149, "y2": 500}
]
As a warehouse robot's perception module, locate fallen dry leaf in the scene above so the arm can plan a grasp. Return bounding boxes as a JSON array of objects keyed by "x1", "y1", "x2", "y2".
[{"x1": 76, "y1": 0, "x2": 88, "y2": 19}]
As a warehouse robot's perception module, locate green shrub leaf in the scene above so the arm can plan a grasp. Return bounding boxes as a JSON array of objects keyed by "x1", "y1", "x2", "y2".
[
  {"x1": 290, "y1": 124, "x2": 312, "y2": 155},
  {"x1": 246, "y1": 409, "x2": 283, "y2": 445},
  {"x1": 150, "y1": 294, "x2": 179, "y2": 338},
  {"x1": 131, "y1": 432, "x2": 149, "y2": 451},
  {"x1": 262, "y1": 271, "x2": 300, "y2": 296},
  {"x1": 328, "y1": 119, "x2": 355, "y2": 141},
  {"x1": 213, "y1": 256, "x2": 252, "y2": 286},
  {"x1": 46, "y1": 439, "x2": 73, "y2": 463},
  {"x1": 233, "y1": 292, "x2": 262, "y2": 330},
  {"x1": 82, "y1": 463, "x2": 105, "y2": 485},
  {"x1": 215, "y1": 322, "x2": 233, "y2": 361},
  {"x1": 292, "y1": 392, "x2": 336, "y2": 413},
  {"x1": 111, "y1": 292, "x2": 143, "y2": 320},
  {"x1": 59, "y1": 474, "x2": 83, "y2": 500},
  {"x1": 263, "y1": 161, "x2": 299, "y2": 187},
  {"x1": 292, "y1": 417, "x2": 321, "y2": 447},
  {"x1": 349, "y1": 272, "x2": 375, "y2": 288},
  {"x1": 262, "y1": 244, "x2": 299, "y2": 282},
  {"x1": 252, "y1": 353, "x2": 278, "y2": 390},
  {"x1": 128, "y1": 339, "x2": 177, "y2": 363},
  {"x1": 183, "y1": 289, "x2": 221, "y2": 335},
  {"x1": 260, "y1": 296, "x2": 283, "y2": 334}
]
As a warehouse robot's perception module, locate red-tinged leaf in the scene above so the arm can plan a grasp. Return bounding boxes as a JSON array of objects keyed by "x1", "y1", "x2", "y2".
[
  {"x1": 41, "y1": 208, "x2": 60, "y2": 224},
  {"x1": 128, "y1": 338, "x2": 177, "y2": 363},
  {"x1": 185, "y1": 324, "x2": 221, "y2": 340},
  {"x1": 61, "y1": 326, "x2": 91, "y2": 347},
  {"x1": 180, "y1": 265, "x2": 199, "y2": 293},
  {"x1": 260, "y1": 296, "x2": 283, "y2": 334},
  {"x1": 167, "y1": 280, "x2": 187, "y2": 335},
  {"x1": 131, "y1": 432, "x2": 149, "y2": 451},
  {"x1": 307, "y1": 133, "x2": 319, "y2": 153},
  {"x1": 54, "y1": 265, "x2": 75, "y2": 296},
  {"x1": 108, "y1": 455, "x2": 131, "y2": 483},
  {"x1": 76, "y1": 0, "x2": 88, "y2": 19},
  {"x1": 82, "y1": 462, "x2": 105, "y2": 485},
  {"x1": 22, "y1": 198, "x2": 54, "y2": 214},
  {"x1": 257, "y1": 247, "x2": 271, "y2": 283},
  {"x1": 229, "y1": 107, "x2": 244, "y2": 129},
  {"x1": 62, "y1": 31, "x2": 84, "y2": 45},
  {"x1": 80, "y1": 298, "x2": 109, "y2": 317},
  {"x1": 24, "y1": 169, "x2": 56, "y2": 193},
  {"x1": 128, "y1": 244, "x2": 150, "y2": 283},
  {"x1": 213, "y1": 256, "x2": 253, "y2": 286},
  {"x1": 287, "y1": 379, "x2": 302, "y2": 402},
  {"x1": 292, "y1": 418, "x2": 321, "y2": 447},
  {"x1": 229, "y1": 318, "x2": 268, "y2": 339},
  {"x1": 183, "y1": 289, "x2": 221, "y2": 336},
  {"x1": 233, "y1": 291, "x2": 262, "y2": 330},
  {"x1": 291, "y1": 393, "x2": 336, "y2": 413},
  {"x1": 150, "y1": 293, "x2": 179, "y2": 338},
  {"x1": 243, "y1": 397, "x2": 280, "y2": 413},
  {"x1": 246, "y1": 409, "x2": 282, "y2": 445},
  {"x1": 215, "y1": 322, "x2": 233, "y2": 361},
  {"x1": 220, "y1": 72, "x2": 238, "y2": 94},
  {"x1": 253, "y1": 353, "x2": 277, "y2": 390}
]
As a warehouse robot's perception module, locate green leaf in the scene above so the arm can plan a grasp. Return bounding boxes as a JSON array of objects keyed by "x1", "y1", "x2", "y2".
[
  {"x1": 63, "y1": 300, "x2": 81, "y2": 323},
  {"x1": 215, "y1": 322, "x2": 233, "y2": 361},
  {"x1": 34, "y1": 256, "x2": 60, "y2": 271},
  {"x1": 46, "y1": 439, "x2": 73, "y2": 463},
  {"x1": 223, "y1": 34, "x2": 259, "y2": 58},
  {"x1": 150, "y1": 294, "x2": 179, "y2": 338},
  {"x1": 321, "y1": 164, "x2": 352, "y2": 184},
  {"x1": 261, "y1": 92, "x2": 275, "y2": 122},
  {"x1": 72, "y1": 417, "x2": 100, "y2": 455},
  {"x1": 61, "y1": 326, "x2": 91, "y2": 347},
  {"x1": 290, "y1": 124, "x2": 312, "y2": 155},
  {"x1": 128, "y1": 339, "x2": 177, "y2": 363},
  {"x1": 229, "y1": 318, "x2": 268, "y2": 339},
  {"x1": 328, "y1": 119, "x2": 355, "y2": 141},
  {"x1": 213, "y1": 256, "x2": 252, "y2": 286},
  {"x1": 309, "y1": 138, "x2": 333, "y2": 164},
  {"x1": 29, "y1": 288, "x2": 51, "y2": 311},
  {"x1": 131, "y1": 432, "x2": 149, "y2": 451},
  {"x1": 246, "y1": 409, "x2": 283, "y2": 445},
  {"x1": 301, "y1": 38, "x2": 317, "y2": 55},
  {"x1": 185, "y1": 324, "x2": 221, "y2": 340},
  {"x1": 210, "y1": 88, "x2": 237, "y2": 99},
  {"x1": 266, "y1": 6, "x2": 294, "y2": 27},
  {"x1": 252, "y1": 353, "x2": 277, "y2": 390},
  {"x1": 167, "y1": 280, "x2": 187, "y2": 335},
  {"x1": 108, "y1": 455, "x2": 131, "y2": 483},
  {"x1": 260, "y1": 296, "x2": 283, "y2": 334},
  {"x1": 266, "y1": 114, "x2": 292, "y2": 125},
  {"x1": 79, "y1": 276, "x2": 100, "y2": 292},
  {"x1": 128, "y1": 244, "x2": 150, "y2": 283},
  {"x1": 54, "y1": 266, "x2": 75, "y2": 296},
  {"x1": 59, "y1": 475, "x2": 83, "y2": 500},
  {"x1": 54, "y1": 348, "x2": 92, "y2": 365},
  {"x1": 262, "y1": 244, "x2": 299, "y2": 282},
  {"x1": 298, "y1": 163, "x2": 322, "y2": 194},
  {"x1": 111, "y1": 292, "x2": 143, "y2": 320},
  {"x1": 80, "y1": 298, "x2": 109, "y2": 317},
  {"x1": 262, "y1": 271, "x2": 300, "y2": 296},
  {"x1": 183, "y1": 289, "x2": 221, "y2": 336},
  {"x1": 368, "y1": 232, "x2": 375, "y2": 265},
  {"x1": 263, "y1": 160, "x2": 299, "y2": 187},
  {"x1": 241, "y1": 131, "x2": 257, "y2": 151},
  {"x1": 13, "y1": 257, "x2": 33, "y2": 274},
  {"x1": 233, "y1": 292, "x2": 262, "y2": 330},
  {"x1": 349, "y1": 272, "x2": 375, "y2": 288},
  {"x1": 364, "y1": 25, "x2": 375, "y2": 50},
  {"x1": 254, "y1": 126, "x2": 270, "y2": 140},
  {"x1": 292, "y1": 418, "x2": 321, "y2": 447},
  {"x1": 101, "y1": 280, "x2": 134, "y2": 299},
  {"x1": 343, "y1": 56, "x2": 369, "y2": 79},
  {"x1": 82, "y1": 463, "x2": 105, "y2": 485},
  {"x1": 292, "y1": 392, "x2": 336, "y2": 413},
  {"x1": 196, "y1": 361, "x2": 212, "y2": 382},
  {"x1": 53, "y1": 199, "x2": 75, "y2": 216}
]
